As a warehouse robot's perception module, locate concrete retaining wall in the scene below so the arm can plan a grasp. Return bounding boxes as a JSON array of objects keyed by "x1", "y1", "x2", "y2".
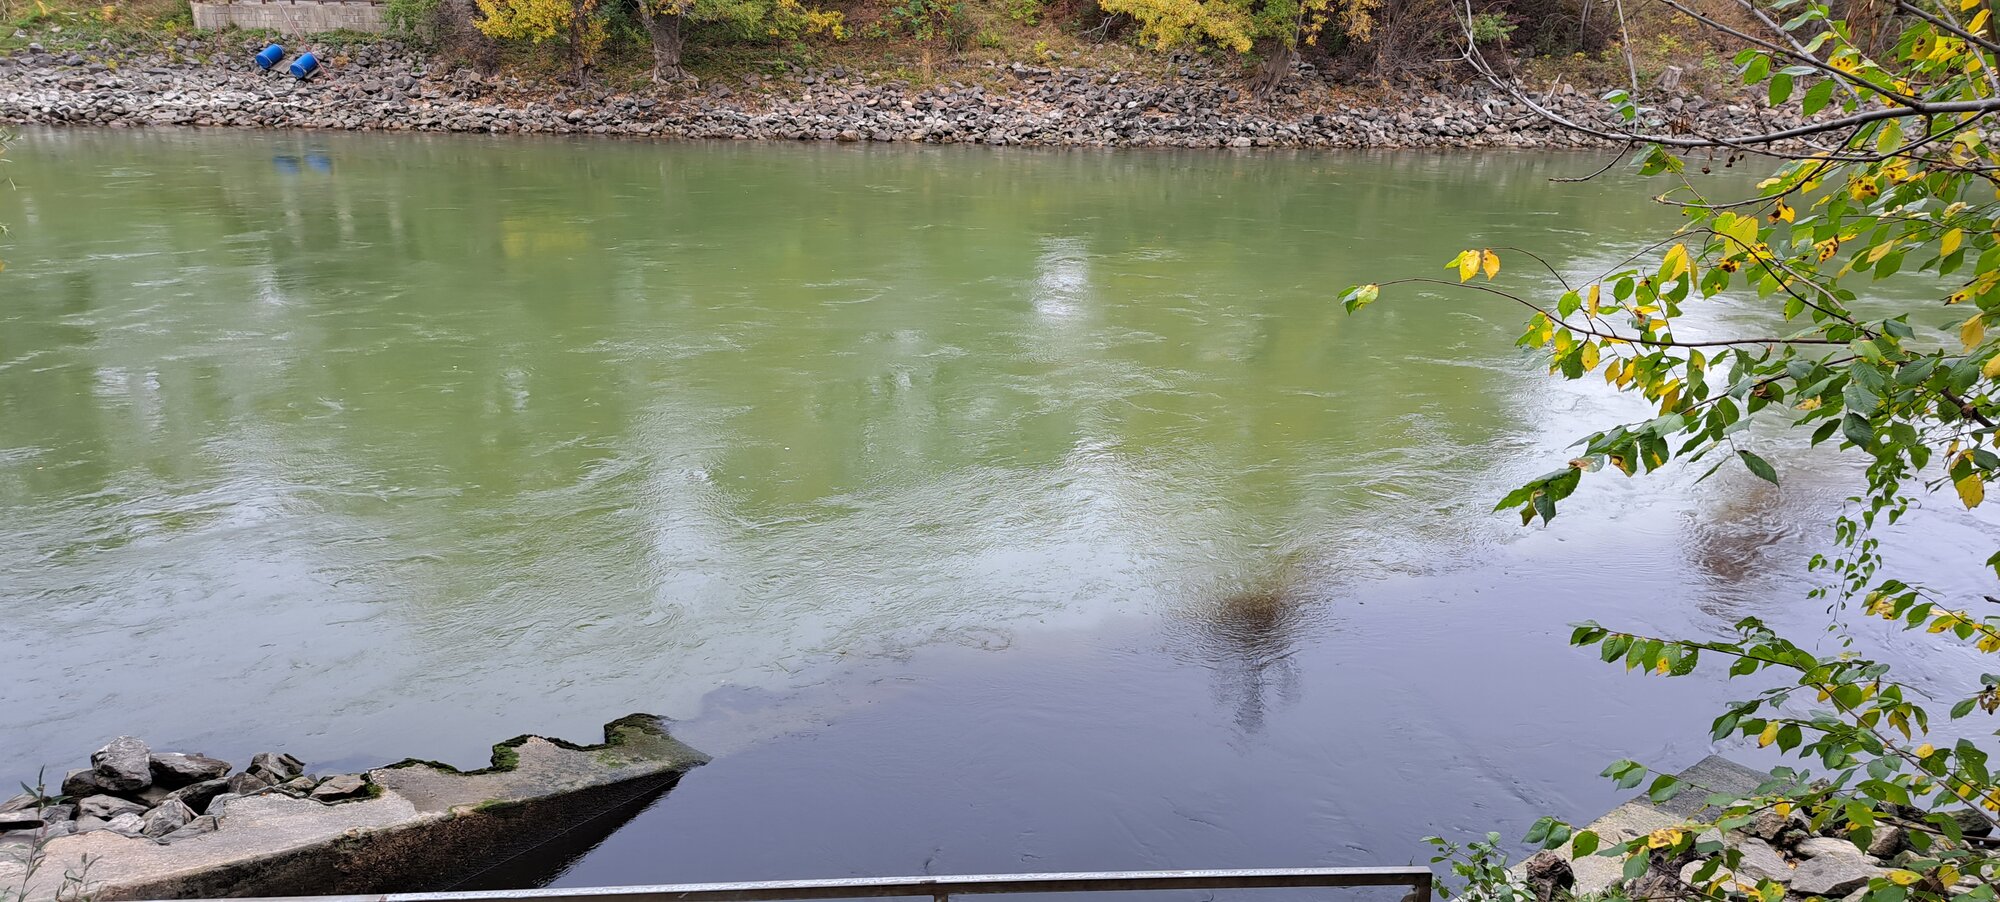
[{"x1": 190, "y1": 0, "x2": 386, "y2": 34}]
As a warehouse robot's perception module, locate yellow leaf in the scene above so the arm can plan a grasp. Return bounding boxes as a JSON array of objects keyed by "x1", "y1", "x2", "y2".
[
  {"x1": 1972, "y1": 8, "x2": 1991, "y2": 34},
  {"x1": 1958, "y1": 472, "x2": 1985, "y2": 509},
  {"x1": 1945, "y1": 228, "x2": 1965, "y2": 256},
  {"x1": 1453, "y1": 250, "x2": 1477, "y2": 283},
  {"x1": 1887, "y1": 871, "x2": 1923, "y2": 887},
  {"x1": 1773, "y1": 200, "x2": 1795, "y2": 223},
  {"x1": 1774, "y1": 801, "x2": 1792, "y2": 817},
  {"x1": 1580, "y1": 342, "x2": 1601, "y2": 372},
  {"x1": 1967, "y1": 0, "x2": 1981, "y2": 11},
  {"x1": 1917, "y1": 743, "x2": 1937, "y2": 758},
  {"x1": 1587, "y1": 284, "x2": 1601, "y2": 314},
  {"x1": 1481, "y1": 249, "x2": 1500, "y2": 280},
  {"x1": 1965, "y1": 314, "x2": 1988, "y2": 351},
  {"x1": 1646, "y1": 827, "x2": 1683, "y2": 849},
  {"x1": 1758, "y1": 721, "x2": 1781, "y2": 747},
  {"x1": 1662, "y1": 243, "x2": 1690, "y2": 281},
  {"x1": 1984, "y1": 355, "x2": 2000, "y2": 379}
]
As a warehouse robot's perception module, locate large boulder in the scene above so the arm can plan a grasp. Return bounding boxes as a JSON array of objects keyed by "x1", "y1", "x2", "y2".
[
  {"x1": 76, "y1": 795, "x2": 146, "y2": 820},
  {"x1": 150, "y1": 753, "x2": 230, "y2": 789},
  {"x1": 90, "y1": 737, "x2": 153, "y2": 792},
  {"x1": 309, "y1": 774, "x2": 370, "y2": 803}
]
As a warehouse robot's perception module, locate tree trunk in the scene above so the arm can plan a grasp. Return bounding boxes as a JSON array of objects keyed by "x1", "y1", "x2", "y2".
[
  {"x1": 1249, "y1": 40, "x2": 1294, "y2": 98},
  {"x1": 636, "y1": 1, "x2": 688, "y2": 83}
]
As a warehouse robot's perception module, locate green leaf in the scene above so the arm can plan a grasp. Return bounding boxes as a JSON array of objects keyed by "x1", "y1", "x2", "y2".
[
  {"x1": 1339, "y1": 284, "x2": 1380, "y2": 313},
  {"x1": 1573, "y1": 830, "x2": 1600, "y2": 857},
  {"x1": 1803, "y1": 79, "x2": 1836, "y2": 116},
  {"x1": 1769, "y1": 71, "x2": 1794, "y2": 105},
  {"x1": 1738, "y1": 449, "x2": 1778, "y2": 484}
]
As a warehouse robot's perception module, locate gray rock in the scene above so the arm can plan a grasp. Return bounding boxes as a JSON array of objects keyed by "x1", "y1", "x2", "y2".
[
  {"x1": 0, "y1": 792, "x2": 38, "y2": 813},
  {"x1": 309, "y1": 774, "x2": 369, "y2": 803},
  {"x1": 0, "y1": 810, "x2": 42, "y2": 831},
  {"x1": 1941, "y1": 809, "x2": 1996, "y2": 838},
  {"x1": 225, "y1": 771, "x2": 273, "y2": 795},
  {"x1": 160, "y1": 814, "x2": 218, "y2": 844},
  {"x1": 248, "y1": 751, "x2": 305, "y2": 783},
  {"x1": 165, "y1": 777, "x2": 231, "y2": 813},
  {"x1": 1796, "y1": 836, "x2": 1872, "y2": 861},
  {"x1": 90, "y1": 736, "x2": 153, "y2": 792},
  {"x1": 140, "y1": 799, "x2": 193, "y2": 838},
  {"x1": 1747, "y1": 808, "x2": 1794, "y2": 841},
  {"x1": 39, "y1": 804, "x2": 74, "y2": 824},
  {"x1": 1523, "y1": 849, "x2": 1574, "y2": 902},
  {"x1": 276, "y1": 776, "x2": 317, "y2": 797},
  {"x1": 76, "y1": 794, "x2": 146, "y2": 820},
  {"x1": 60, "y1": 768, "x2": 115, "y2": 799},
  {"x1": 1865, "y1": 825, "x2": 1907, "y2": 859},
  {"x1": 103, "y1": 812, "x2": 146, "y2": 838},
  {"x1": 1790, "y1": 855, "x2": 1884, "y2": 896},
  {"x1": 150, "y1": 753, "x2": 230, "y2": 788},
  {"x1": 1733, "y1": 836, "x2": 1794, "y2": 883},
  {"x1": 71, "y1": 815, "x2": 106, "y2": 833},
  {"x1": 205, "y1": 793, "x2": 242, "y2": 814}
]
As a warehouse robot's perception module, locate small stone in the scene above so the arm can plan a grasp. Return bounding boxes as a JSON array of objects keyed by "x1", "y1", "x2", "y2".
[
  {"x1": 166, "y1": 778, "x2": 231, "y2": 814},
  {"x1": 39, "y1": 804, "x2": 74, "y2": 824},
  {"x1": 0, "y1": 793, "x2": 38, "y2": 813},
  {"x1": 1796, "y1": 836, "x2": 1872, "y2": 861},
  {"x1": 150, "y1": 753, "x2": 230, "y2": 788},
  {"x1": 141, "y1": 799, "x2": 192, "y2": 838},
  {"x1": 103, "y1": 812, "x2": 146, "y2": 837},
  {"x1": 76, "y1": 794, "x2": 146, "y2": 820},
  {"x1": 90, "y1": 736, "x2": 153, "y2": 792},
  {"x1": 160, "y1": 814, "x2": 217, "y2": 844},
  {"x1": 71, "y1": 816, "x2": 106, "y2": 833},
  {"x1": 1790, "y1": 855, "x2": 1884, "y2": 896},
  {"x1": 247, "y1": 751, "x2": 304, "y2": 783},
  {"x1": 309, "y1": 774, "x2": 369, "y2": 803}
]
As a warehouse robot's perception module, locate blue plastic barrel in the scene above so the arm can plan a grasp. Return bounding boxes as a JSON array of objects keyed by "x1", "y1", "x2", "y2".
[
  {"x1": 289, "y1": 53, "x2": 319, "y2": 80},
  {"x1": 255, "y1": 44, "x2": 284, "y2": 70}
]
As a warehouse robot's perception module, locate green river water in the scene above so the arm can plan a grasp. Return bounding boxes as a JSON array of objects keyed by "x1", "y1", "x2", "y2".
[{"x1": 1, "y1": 128, "x2": 1993, "y2": 886}]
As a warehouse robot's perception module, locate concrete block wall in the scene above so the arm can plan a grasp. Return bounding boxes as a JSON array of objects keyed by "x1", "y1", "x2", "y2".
[{"x1": 190, "y1": 0, "x2": 387, "y2": 34}]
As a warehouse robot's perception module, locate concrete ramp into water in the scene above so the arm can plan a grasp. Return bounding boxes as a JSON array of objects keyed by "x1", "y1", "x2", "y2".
[{"x1": 2, "y1": 715, "x2": 707, "y2": 902}]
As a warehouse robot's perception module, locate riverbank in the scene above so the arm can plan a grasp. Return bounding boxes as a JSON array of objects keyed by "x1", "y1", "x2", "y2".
[{"x1": 0, "y1": 35, "x2": 1793, "y2": 147}]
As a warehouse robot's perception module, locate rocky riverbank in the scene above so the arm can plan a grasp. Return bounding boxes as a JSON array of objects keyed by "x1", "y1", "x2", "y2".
[
  {"x1": 0, "y1": 736, "x2": 373, "y2": 849},
  {"x1": 0, "y1": 34, "x2": 1795, "y2": 147}
]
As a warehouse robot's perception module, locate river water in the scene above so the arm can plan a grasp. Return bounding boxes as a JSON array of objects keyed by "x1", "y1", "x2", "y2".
[{"x1": 1, "y1": 128, "x2": 1995, "y2": 889}]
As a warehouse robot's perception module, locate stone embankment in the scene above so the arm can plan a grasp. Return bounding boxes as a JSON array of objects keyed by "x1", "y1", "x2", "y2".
[
  {"x1": 0, "y1": 35, "x2": 1798, "y2": 148},
  {"x1": 0, "y1": 715, "x2": 707, "y2": 902},
  {"x1": 1521, "y1": 756, "x2": 1995, "y2": 902}
]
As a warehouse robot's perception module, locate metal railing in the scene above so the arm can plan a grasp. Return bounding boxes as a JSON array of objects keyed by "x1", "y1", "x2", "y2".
[{"x1": 216, "y1": 868, "x2": 1433, "y2": 902}]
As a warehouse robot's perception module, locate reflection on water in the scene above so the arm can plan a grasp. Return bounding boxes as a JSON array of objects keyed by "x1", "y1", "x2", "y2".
[{"x1": 0, "y1": 130, "x2": 1995, "y2": 885}]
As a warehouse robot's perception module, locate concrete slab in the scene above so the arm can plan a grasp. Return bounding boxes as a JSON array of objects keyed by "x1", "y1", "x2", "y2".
[{"x1": 1, "y1": 714, "x2": 706, "y2": 901}]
